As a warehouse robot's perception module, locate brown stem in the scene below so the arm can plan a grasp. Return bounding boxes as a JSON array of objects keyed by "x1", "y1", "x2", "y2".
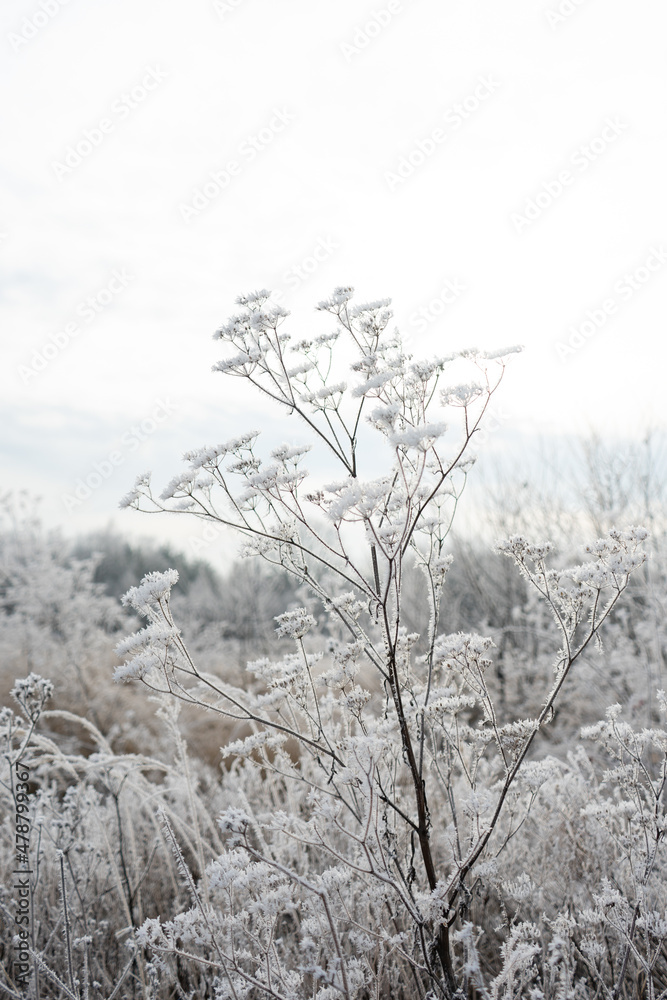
[{"x1": 386, "y1": 643, "x2": 457, "y2": 996}]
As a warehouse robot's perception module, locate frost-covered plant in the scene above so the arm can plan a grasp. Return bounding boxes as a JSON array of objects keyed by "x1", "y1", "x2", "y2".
[
  {"x1": 0, "y1": 669, "x2": 234, "y2": 999},
  {"x1": 0, "y1": 498, "x2": 125, "y2": 736},
  {"x1": 578, "y1": 695, "x2": 667, "y2": 995},
  {"x1": 117, "y1": 289, "x2": 649, "y2": 998},
  {"x1": 451, "y1": 696, "x2": 667, "y2": 999}
]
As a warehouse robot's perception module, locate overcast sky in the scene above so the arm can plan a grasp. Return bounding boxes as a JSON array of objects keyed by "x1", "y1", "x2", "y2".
[{"x1": 2, "y1": 0, "x2": 666, "y2": 562}]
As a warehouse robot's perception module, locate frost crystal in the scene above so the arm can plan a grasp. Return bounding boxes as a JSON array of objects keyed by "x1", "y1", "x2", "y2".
[
  {"x1": 118, "y1": 471, "x2": 151, "y2": 509},
  {"x1": 11, "y1": 673, "x2": 54, "y2": 720},
  {"x1": 274, "y1": 608, "x2": 316, "y2": 639},
  {"x1": 121, "y1": 569, "x2": 179, "y2": 615},
  {"x1": 389, "y1": 421, "x2": 447, "y2": 451},
  {"x1": 440, "y1": 383, "x2": 485, "y2": 407}
]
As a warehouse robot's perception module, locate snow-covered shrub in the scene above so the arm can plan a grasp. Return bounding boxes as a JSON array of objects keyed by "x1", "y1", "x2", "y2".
[
  {"x1": 112, "y1": 289, "x2": 654, "y2": 998},
  {"x1": 0, "y1": 667, "x2": 236, "y2": 998}
]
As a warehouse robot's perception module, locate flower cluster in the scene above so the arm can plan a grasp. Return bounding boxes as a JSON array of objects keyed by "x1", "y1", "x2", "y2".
[
  {"x1": 118, "y1": 471, "x2": 151, "y2": 509},
  {"x1": 495, "y1": 719, "x2": 540, "y2": 759},
  {"x1": 120, "y1": 569, "x2": 179, "y2": 616},
  {"x1": 389, "y1": 421, "x2": 447, "y2": 452},
  {"x1": 114, "y1": 570, "x2": 181, "y2": 682},
  {"x1": 274, "y1": 608, "x2": 316, "y2": 639},
  {"x1": 183, "y1": 431, "x2": 259, "y2": 471},
  {"x1": 496, "y1": 536, "x2": 553, "y2": 561},
  {"x1": 11, "y1": 672, "x2": 54, "y2": 722},
  {"x1": 114, "y1": 622, "x2": 181, "y2": 682},
  {"x1": 433, "y1": 632, "x2": 495, "y2": 674},
  {"x1": 439, "y1": 382, "x2": 486, "y2": 407}
]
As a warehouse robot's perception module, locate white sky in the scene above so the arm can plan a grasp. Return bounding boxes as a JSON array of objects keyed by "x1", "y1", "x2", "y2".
[{"x1": 1, "y1": 0, "x2": 666, "y2": 563}]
